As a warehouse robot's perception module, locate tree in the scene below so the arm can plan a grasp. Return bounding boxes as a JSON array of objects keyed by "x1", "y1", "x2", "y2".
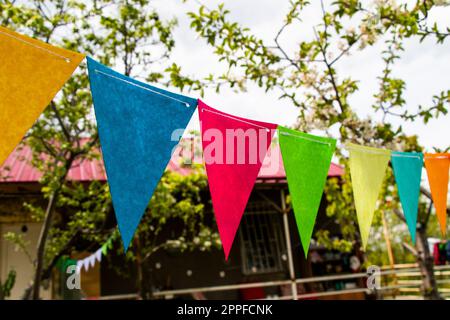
[
  {"x1": 108, "y1": 166, "x2": 220, "y2": 299},
  {"x1": 0, "y1": 270, "x2": 16, "y2": 300},
  {"x1": 170, "y1": 0, "x2": 450, "y2": 299},
  {"x1": 0, "y1": 0, "x2": 214, "y2": 300}
]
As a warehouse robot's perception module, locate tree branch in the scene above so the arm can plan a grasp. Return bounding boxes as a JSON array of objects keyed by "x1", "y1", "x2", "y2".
[
  {"x1": 50, "y1": 102, "x2": 72, "y2": 143},
  {"x1": 313, "y1": 27, "x2": 346, "y2": 115},
  {"x1": 402, "y1": 241, "x2": 418, "y2": 258}
]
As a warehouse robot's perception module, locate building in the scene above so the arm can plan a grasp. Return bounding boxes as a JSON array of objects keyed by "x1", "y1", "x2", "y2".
[{"x1": 0, "y1": 140, "x2": 366, "y2": 300}]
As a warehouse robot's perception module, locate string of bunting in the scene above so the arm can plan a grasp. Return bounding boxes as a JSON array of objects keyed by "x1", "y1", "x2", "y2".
[
  {"x1": 76, "y1": 234, "x2": 116, "y2": 273},
  {"x1": 1, "y1": 26, "x2": 448, "y2": 261}
]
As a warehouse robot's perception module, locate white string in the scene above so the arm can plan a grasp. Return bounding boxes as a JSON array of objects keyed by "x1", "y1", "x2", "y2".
[
  {"x1": 94, "y1": 70, "x2": 191, "y2": 107},
  {"x1": 345, "y1": 144, "x2": 390, "y2": 155},
  {"x1": 280, "y1": 131, "x2": 332, "y2": 146},
  {"x1": 0, "y1": 29, "x2": 71, "y2": 63},
  {"x1": 201, "y1": 108, "x2": 271, "y2": 132},
  {"x1": 424, "y1": 155, "x2": 449, "y2": 160},
  {"x1": 391, "y1": 153, "x2": 422, "y2": 160}
]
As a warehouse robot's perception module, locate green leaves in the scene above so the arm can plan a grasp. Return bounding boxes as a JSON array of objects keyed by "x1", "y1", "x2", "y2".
[
  {"x1": 186, "y1": 3, "x2": 282, "y2": 93},
  {"x1": 0, "y1": 270, "x2": 16, "y2": 300},
  {"x1": 0, "y1": 0, "x2": 198, "y2": 289},
  {"x1": 94, "y1": 0, "x2": 176, "y2": 74},
  {"x1": 333, "y1": 0, "x2": 361, "y2": 18},
  {"x1": 185, "y1": 0, "x2": 449, "y2": 134},
  {"x1": 116, "y1": 169, "x2": 220, "y2": 262},
  {"x1": 183, "y1": 0, "x2": 448, "y2": 262},
  {"x1": 415, "y1": 90, "x2": 450, "y2": 123}
]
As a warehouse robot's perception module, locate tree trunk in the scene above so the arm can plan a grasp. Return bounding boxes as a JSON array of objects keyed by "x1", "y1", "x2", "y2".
[
  {"x1": 134, "y1": 237, "x2": 149, "y2": 299},
  {"x1": 136, "y1": 261, "x2": 145, "y2": 299},
  {"x1": 415, "y1": 226, "x2": 442, "y2": 300},
  {"x1": 32, "y1": 192, "x2": 58, "y2": 299},
  {"x1": 141, "y1": 263, "x2": 153, "y2": 300},
  {"x1": 415, "y1": 187, "x2": 445, "y2": 300},
  {"x1": 31, "y1": 158, "x2": 74, "y2": 300}
]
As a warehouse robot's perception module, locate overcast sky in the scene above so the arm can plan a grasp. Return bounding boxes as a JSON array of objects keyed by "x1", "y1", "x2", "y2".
[{"x1": 150, "y1": 0, "x2": 450, "y2": 151}]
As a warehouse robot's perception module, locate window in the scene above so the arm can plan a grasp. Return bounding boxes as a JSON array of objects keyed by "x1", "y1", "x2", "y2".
[{"x1": 239, "y1": 201, "x2": 286, "y2": 275}]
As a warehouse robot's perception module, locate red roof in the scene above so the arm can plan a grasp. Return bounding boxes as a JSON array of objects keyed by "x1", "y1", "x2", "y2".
[{"x1": 0, "y1": 142, "x2": 343, "y2": 183}]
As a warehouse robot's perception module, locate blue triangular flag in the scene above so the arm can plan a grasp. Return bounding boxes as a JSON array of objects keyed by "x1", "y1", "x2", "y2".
[
  {"x1": 87, "y1": 57, "x2": 197, "y2": 250},
  {"x1": 391, "y1": 151, "x2": 423, "y2": 244}
]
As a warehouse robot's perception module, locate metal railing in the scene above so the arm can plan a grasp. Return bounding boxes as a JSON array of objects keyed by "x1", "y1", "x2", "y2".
[
  {"x1": 379, "y1": 264, "x2": 450, "y2": 300},
  {"x1": 94, "y1": 264, "x2": 450, "y2": 300},
  {"x1": 151, "y1": 264, "x2": 450, "y2": 300}
]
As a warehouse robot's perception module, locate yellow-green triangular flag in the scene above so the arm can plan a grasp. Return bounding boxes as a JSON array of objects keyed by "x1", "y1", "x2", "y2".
[
  {"x1": 0, "y1": 26, "x2": 85, "y2": 165},
  {"x1": 347, "y1": 143, "x2": 391, "y2": 250}
]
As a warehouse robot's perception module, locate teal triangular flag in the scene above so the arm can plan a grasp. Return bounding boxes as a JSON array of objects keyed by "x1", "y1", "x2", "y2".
[
  {"x1": 87, "y1": 58, "x2": 197, "y2": 250},
  {"x1": 278, "y1": 126, "x2": 336, "y2": 256},
  {"x1": 391, "y1": 151, "x2": 423, "y2": 243}
]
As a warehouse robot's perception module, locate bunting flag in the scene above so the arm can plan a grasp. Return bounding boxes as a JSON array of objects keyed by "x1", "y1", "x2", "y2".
[
  {"x1": 102, "y1": 238, "x2": 113, "y2": 255},
  {"x1": 88, "y1": 254, "x2": 96, "y2": 268},
  {"x1": 76, "y1": 248, "x2": 104, "y2": 273},
  {"x1": 278, "y1": 126, "x2": 336, "y2": 256},
  {"x1": 75, "y1": 234, "x2": 116, "y2": 275},
  {"x1": 424, "y1": 153, "x2": 450, "y2": 236},
  {"x1": 348, "y1": 143, "x2": 391, "y2": 250},
  {"x1": 78, "y1": 259, "x2": 89, "y2": 272},
  {"x1": 1, "y1": 25, "x2": 449, "y2": 260},
  {"x1": 391, "y1": 152, "x2": 423, "y2": 243},
  {"x1": 0, "y1": 26, "x2": 85, "y2": 165},
  {"x1": 95, "y1": 248, "x2": 102, "y2": 263},
  {"x1": 76, "y1": 260, "x2": 82, "y2": 274},
  {"x1": 58, "y1": 257, "x2": 77, "y2": 274},
  {"x1": 198, "y1": 100, "x2": 277, "y2": 260},
  {"x1": 87, "y1": 57, "x2": 198, "y2": 250}
]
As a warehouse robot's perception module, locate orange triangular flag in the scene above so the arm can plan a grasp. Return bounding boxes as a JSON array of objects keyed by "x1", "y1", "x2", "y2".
[
  {"x1": 0, "y1": 26, "x2": 85, "y2": 165},
  {"x1": 424, "y1": 153, "x2": 449, "y2": 236}
]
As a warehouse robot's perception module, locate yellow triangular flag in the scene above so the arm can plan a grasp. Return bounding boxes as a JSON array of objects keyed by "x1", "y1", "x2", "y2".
[
  {"x1": 347, "y1": 143, "x2": 391, "y2": 250},
  {"x1": 0, "y1": 26, "x2": 85, "y2": 165}
]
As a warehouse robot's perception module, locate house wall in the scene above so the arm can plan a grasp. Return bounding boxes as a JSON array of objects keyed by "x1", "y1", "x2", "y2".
[
  {"x1": 100, "y1": 233, "x2": 289, "y2": 299},
  {"x1": 0, "y1": 222, "x2": 51, "y2": 299},
  {"x1": 73, "y1": 252, "x2": 101, "y2": 298},
  {"x1": 98, "y1": 183, "x2": 357, "y2": 299},
  {"x1": 0, "y1": 179, "x2": 352, "y2": 300},
  {"x1": 99, "y1": 186, "x2": 301, "y2": 299}
]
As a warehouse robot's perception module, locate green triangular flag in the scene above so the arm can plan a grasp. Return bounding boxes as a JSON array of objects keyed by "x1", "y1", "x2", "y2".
[
  {"x1": 102, "y1": 237, "x2": 114, "y2": 255},
  {"x1": 101, "y1": 243, "x2": 108, "y2": 255},
  {"x1": 347, "y1": 143, "x2": 391, "y2": 250},
  {"x1": 278, "y1": 126, "x2": 336, "y2": 256}
]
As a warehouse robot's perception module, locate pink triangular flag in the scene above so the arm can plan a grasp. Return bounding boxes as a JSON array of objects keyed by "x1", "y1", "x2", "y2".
[{"x1": 198, "y1": 100, "x2": 277, "y2": 260}]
